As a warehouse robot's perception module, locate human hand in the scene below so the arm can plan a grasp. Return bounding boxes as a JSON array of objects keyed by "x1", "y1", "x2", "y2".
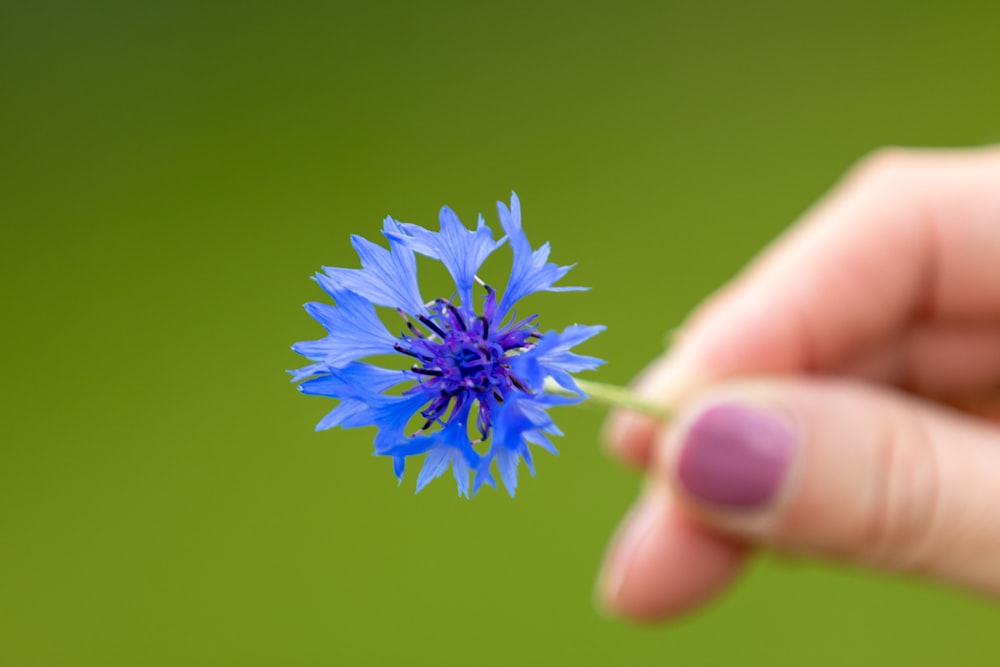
[{"x1": 598, "y1": 146, "x2": 1000, "y2": 620}]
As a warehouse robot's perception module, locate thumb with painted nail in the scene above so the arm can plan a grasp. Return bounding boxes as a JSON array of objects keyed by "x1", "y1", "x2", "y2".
[{"x1": 602, "y1": 377, "x2": 1000, "y2": 618}]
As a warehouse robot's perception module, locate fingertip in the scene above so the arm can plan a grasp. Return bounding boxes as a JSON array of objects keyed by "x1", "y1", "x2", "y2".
[
  {"x1": 602, "y1": 408, "x2": 659, "y2": 469},
  {"x1": 596, "y1": 488, "x2": 748, "y2": 621}
]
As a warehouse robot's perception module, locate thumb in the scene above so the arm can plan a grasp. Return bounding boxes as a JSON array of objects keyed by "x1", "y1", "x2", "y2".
[{"x1": 660, "y1": 378, "x2": 1000, "y2": 595}]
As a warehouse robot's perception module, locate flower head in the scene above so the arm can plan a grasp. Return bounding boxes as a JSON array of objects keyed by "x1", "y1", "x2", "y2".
[{"x1": 291, "y1": 193, "x2": 604, "y2": 496}]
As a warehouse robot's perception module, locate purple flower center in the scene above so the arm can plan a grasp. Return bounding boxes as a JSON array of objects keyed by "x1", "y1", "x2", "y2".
[{"x1": 393, "y1": 293, "x2": 539, "y2": 441}]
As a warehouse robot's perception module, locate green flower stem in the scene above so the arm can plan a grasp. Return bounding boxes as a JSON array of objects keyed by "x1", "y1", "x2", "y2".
[{"x1": 543, "y1": 377, "x2": 671, "y2": 419}]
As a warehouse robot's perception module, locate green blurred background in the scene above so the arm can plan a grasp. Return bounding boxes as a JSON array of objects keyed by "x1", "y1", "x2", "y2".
[{"x1": 2, "y1": 1, "x2": 999, "y2": 665}]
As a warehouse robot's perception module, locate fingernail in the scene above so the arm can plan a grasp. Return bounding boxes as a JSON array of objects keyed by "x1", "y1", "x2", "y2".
[
  {"x1": 676, "y1": 402, "x2": 796, "y2": 509},
  {"x1": 597, "y1": 492, "x2": 663, "y2": 611}
]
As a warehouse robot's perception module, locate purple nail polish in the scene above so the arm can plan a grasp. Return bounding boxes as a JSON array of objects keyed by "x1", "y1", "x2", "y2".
[{"x1": 677, "y1": 402, "x2": 796, "y2": 508}]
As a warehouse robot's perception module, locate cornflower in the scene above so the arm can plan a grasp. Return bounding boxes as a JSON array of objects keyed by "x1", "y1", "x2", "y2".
[{"x1": 291, "y1": 194, "x2": 605, "y2": 496}]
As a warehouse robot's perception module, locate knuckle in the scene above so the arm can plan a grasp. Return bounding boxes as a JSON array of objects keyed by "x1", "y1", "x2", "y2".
[{"x1": 859, "y1": 410, "x2": 943, "y2": 569}]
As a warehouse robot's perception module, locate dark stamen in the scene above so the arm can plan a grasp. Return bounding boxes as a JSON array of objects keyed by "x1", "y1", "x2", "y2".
[
  {"x1": 396, "y1": 309, "x2": 425, "y2": 338},
  {"x1": 479, "y1": 316, "x2": 489, "y2": 339},
  {"x1": 418, "y1": 315, "x2": 447, "y2": 338},
  {"x1": 394, "y1": 343, "x2": 433, "y2": 361},
  {"x1": 421, "y1": 395, "x2": 451, "y2": 420},
  {"x1": 446, "y1": 303, "x2": 467, "y2": 331},
  {"x1": 508, "y1": 374, "x2": 533, "y2": 395},
  {"x1": 412, "y1": 366, "x2": 443, "y2": 377}
]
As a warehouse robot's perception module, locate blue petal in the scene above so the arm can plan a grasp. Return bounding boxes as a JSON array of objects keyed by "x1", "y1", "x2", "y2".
[
  {"x1": 451, "y1": 451, "x2": 471, "y2": 498},
  {"x1": 524, "y1": 429, "x2": 559, "y2": 456},
  {"x1": 521, "y1": 444, "x2": 535, "y2": 476},
  {"x1": 392, "y1": 455, "x2": 406, "y2": 483},
  {"x1": 495, "y1": 447, "x2": 519, "y2": 497},
  {"x1": 415, "y1": 447, "x2": 451, "y2": 494},
  {"x1": 287, "y1": 362, "x2": 326, "y2": 383},
  {"x1": 298, "y1": 364, "x2": 412, "y2": 433},
  {"x1": 315, "y1": 398, "x2": 367, "y2": 431},
  {"x1": 298, "y1": 363, "x2": 408, "y2": 399},
  {"x1": 472, "y1": 457, "x2": 497, "y2": 495},
  {"x1": 340, "y1": 391, "x2": 431, "y2": 452},
  {"x1": 411, "y1": 440, "x2": 474, "y2": 497},
  {"x1": 322, "y1": 231, "x2": 426, "y2": 315},
  {"x1": 515, "y1": 395, "x2": 567, "y2": 436},
  {"x1": 486, "y1": 394, "x2": 563, "y2": 497},
  {"x1": 385, "y1": 207, "x2": 504, "y2": 309},
  {"x1": 512, "y1": 324, "x2": 606, "y2": 393},
  {"x1": 496, "y1": 192, "x2": 586, "y2": 318},
  {"x1": 291, "y1": 282, "x2": 397, "y2": 370},
  {"x1": 382, "y1": 401, "x2": 479, "y2": 496}
]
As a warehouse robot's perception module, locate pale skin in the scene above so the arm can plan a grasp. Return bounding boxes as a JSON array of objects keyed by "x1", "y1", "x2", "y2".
[{"x1": 598, "y1": 146, "x2": 1000, "y2": 620}]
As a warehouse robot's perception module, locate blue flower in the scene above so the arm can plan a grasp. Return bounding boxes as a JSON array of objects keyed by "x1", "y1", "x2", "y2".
[{"x1": 291, "y1": 193, "x2": 604, "y2": 497}]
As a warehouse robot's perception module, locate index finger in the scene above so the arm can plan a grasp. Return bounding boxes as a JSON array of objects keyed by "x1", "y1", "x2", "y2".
[{"x1": 608, "y1": 145, "x2": 1000, "y2": 467}]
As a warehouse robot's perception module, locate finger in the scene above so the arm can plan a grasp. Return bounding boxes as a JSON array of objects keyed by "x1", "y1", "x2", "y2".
[
  {"x1": 607, "y1": 322, "x2": 1000, "y2": 470},
  {"x1": 683, "y1": 146, "x2": 1000, "y2": 376},
  {"x1": 596, "y1": 485, "x2": 747, "y2": 621},
  {"x1": 837, "y1": 323, "x2": 1000, "y2": 396},
  {"x1": 606, "y1": 146, "x2": 1000, "y2": 467},
  {"x1": 636, "y1": 378, "x2": 1000, "y2": 599},
  {"x1": 938, "y1": 391, "x2": 1000, "y2": 423}
]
